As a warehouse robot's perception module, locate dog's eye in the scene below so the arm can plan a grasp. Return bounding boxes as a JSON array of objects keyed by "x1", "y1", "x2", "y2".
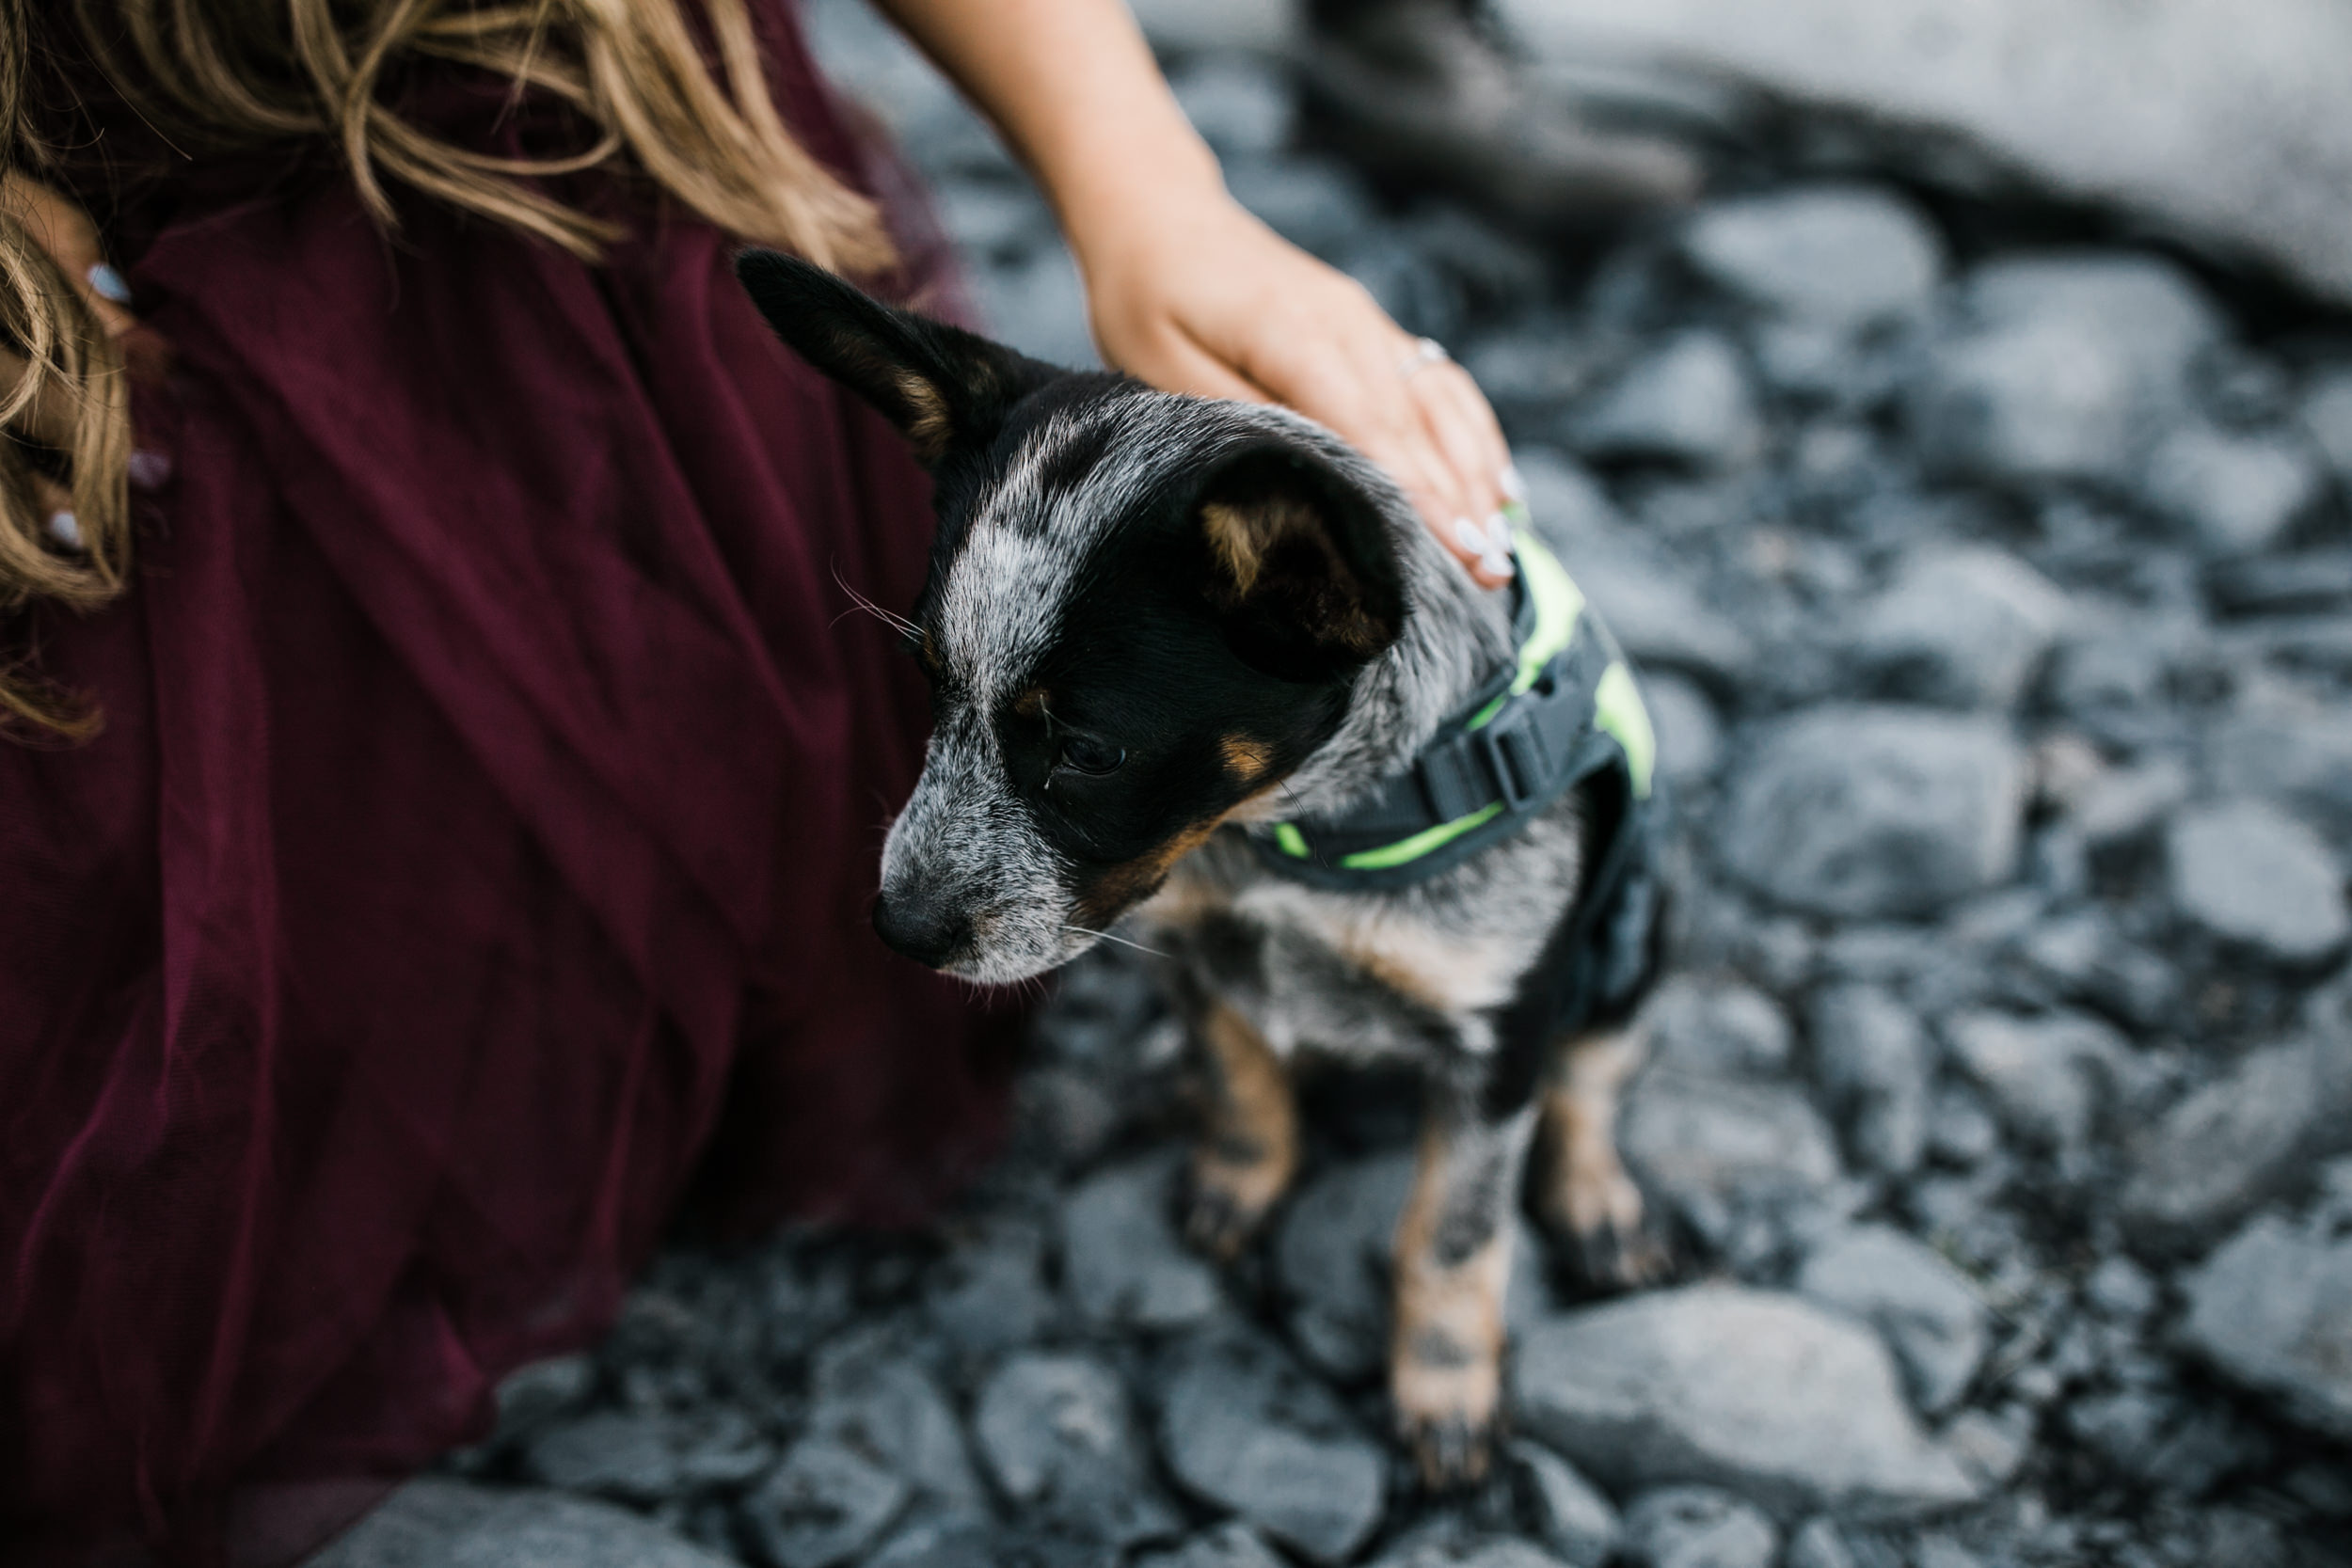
[{"x1": 1057, "y1": 735, "x2": 1126, "y2": 776}]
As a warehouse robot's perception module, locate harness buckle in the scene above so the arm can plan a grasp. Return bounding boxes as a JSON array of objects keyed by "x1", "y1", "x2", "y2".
[{"x1": 1473, "y1": 705, "x2": 1548, "y2": 813}]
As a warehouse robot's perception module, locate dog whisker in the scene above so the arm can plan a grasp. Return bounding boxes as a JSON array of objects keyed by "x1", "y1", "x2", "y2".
[
  {"x1": 1064, "y1": 923, "x2": 1168, "y2": 959},
  {"x1": 830, "y1": 561, "x2": 923, "y2": 641}
]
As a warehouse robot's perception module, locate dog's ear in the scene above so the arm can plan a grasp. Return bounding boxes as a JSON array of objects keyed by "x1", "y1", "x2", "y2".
[
  {"x1": 735, "y1": 248, "x2": 1061, "y2": 466},
  {"x1": 1195, "y1": 445, "x2": 1406, "y2": 681}
]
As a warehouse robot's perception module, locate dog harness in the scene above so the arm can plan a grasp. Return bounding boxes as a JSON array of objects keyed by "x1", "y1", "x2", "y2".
[{"x1": 1247, "y1": 519, "x2": 1657, "y2": 894}]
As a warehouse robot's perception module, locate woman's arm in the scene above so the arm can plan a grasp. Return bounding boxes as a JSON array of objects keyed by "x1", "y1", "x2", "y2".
[{"x1": 870, "y1": 0, "x2": 1521, "y2": 586}]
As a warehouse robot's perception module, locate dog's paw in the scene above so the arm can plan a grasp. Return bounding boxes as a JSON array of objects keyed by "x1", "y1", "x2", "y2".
[
  {"x1": 1391, "y1": 1340, "x2": 1502, "y2": 1491},
  {"x1": 1540, "y1": 1158, "x2": 1674, "y2": 1293},
  {"x1": 1180, "y1": 1154, "x2": 1284, "y2": 1260}
]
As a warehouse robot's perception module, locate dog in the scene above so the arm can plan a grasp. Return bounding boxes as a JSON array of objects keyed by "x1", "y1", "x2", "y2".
[{"x1": 738, "y1": 250, "x2": 1671, "y2": 1486}]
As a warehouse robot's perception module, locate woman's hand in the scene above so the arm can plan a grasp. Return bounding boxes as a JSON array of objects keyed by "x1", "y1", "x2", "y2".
[
  {"x1": 0, "y1": 173, "x2": 137, "y2": 529},
  {"x1": 1074, "y1": 192, "x2": 1521, "y2": 587},
  {"x1": 868, "y1": 0, "x2": 1520, "y2": 586}
]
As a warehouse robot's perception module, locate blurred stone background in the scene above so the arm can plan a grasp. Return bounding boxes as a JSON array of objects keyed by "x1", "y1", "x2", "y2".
[{"x1": 326, "y1": 4, "x2": 2352, "y2": 1566}]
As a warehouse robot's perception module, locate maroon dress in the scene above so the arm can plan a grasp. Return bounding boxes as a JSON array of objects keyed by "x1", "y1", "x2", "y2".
[{"x1": 0, "y1": 7, "x2": 1014, "y2": 1562}]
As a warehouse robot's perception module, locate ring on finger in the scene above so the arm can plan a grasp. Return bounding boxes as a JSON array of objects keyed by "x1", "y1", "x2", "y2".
[{"x1": 1398, "y1": 337, "x2": 1449, "y2": 378}]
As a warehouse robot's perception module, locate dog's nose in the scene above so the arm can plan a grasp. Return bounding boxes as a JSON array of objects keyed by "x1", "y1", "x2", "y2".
[{"x1": 871, "y1": 892, "x2": 973, "y2": 968}]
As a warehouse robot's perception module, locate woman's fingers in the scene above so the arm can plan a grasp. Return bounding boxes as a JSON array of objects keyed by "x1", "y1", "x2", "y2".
[{"x1": 4, "y1": 174, "x2": 135, "y2": 338}]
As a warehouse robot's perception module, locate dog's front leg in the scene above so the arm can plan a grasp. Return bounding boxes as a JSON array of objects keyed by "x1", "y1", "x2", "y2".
[
  {"x1": 1182, "y1": 1000, "x2": 1298, "y2": 1259},
  {"x1": 1391, "y1": 1085, "x2": 1536, "y2": 1489},
  {"x1": 1536, "y1": 1024, "x2": 1669, "y2": 1289}
]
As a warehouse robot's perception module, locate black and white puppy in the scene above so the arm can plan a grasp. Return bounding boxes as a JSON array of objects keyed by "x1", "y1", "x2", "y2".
[{"x1": 739, "y1": 251, "x2": 1669, "y2": 1486}]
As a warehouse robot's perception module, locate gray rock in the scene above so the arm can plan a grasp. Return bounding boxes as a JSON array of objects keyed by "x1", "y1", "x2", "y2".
[
  {"x1": 2120, "y1": 1037, "x2": 2352, "y2": 1248},
  {"x1": 1510, "y1": 1285, "x2": 1980, "y2": 1519},
  {"x1": 1926, "y1": 1086, "x2": 2002, "y2": 1167},
  {"x1": 1782, "y1": 1516, "x2": 1858, "y2": 1568},
  {"x1": 1512, "y1": 1440, "x2": 1622, "y2": 1568},
  {"x1": 2046, "y1": 616, "x2": 2195, "y2": 729},
  {"x1": 2011, "y1": 907, "x2": 2178, "y2": 1032},
  {"x1": 806, "y1": 1334, "x2": 985, "y2": 1515},
  {"x1": 973, "y1": 1352, "x2": 1179, "y2": 1546},
  {"x1": 1570, "y1": 546, "x2": 1756, "y2": 689},
  {"x1": 1224, "y1": 157, "x2": 1375, "y2": 259},
  {"x1": 1369, "y1": 1538, "x2": 1573, "y2": 1568},
  {"x1": 2144, "y1": 423, "x2": 2324, "y2": 556},
  {"x1": 2207, "y1": 701, "x2": 2352, "y2": 839},
  {"x1": 1911, "y1": 1539, "x2": 1983, "y2": 1568},
  {"x1": 489, "y1": 1354, "x2": 596, "y2": 1441},
  {"x1": 1942, "y1": 1406, "x2": 2035, "y2": 1489},
  {"x1": 1721, "y1": 706, "x2": 2026, "y2": 920},
  {"x1": 1808, "y1": 984, "x2": 1932, "y2": 1176},
  {"x1": 740, "y1": 1439, "x2": 911, "y2": 1568},
  {"x1": 1910, "y1": 256, "x2": 2218, "y2": 487},
  {"x1": 2085, "y1": 1257, "x2": 2158, "y2": 1321},
  {"x1": 522, "y1": 1411, "x2": 683, "y2": 1504},
  {"x1": 1133, "y1": 1522, "x2": 1291, "y2": 1568},
  {"x1": 2300, "y1": 365, "x2": 2352, "y2": 483},
  {"x1": 1343, "y1": 232, "x2": 1465, "y2": 344},
  {"x1": 1275, "y1": 1151, "x2": 1414, "y2": 1379},
  {"x1": 1167, "y1": 57, "x2": 1293, "y2": 160},
  {"x1": 974, "y1": 245, "x2": 1097, "y2": 371},
  {"x1": 2205, "y1": 546, "x2": 2352, "y2": 616},
  {"x1": 310, "y1": 1480, "x2": 738, "y2": 1568},
  {"x1": 2166, "y1": 799, "x2": 2350, "y2": 963},
  {"x1": 1941, "y1": 1009, "x2": 2123, "y2": 1154},
  {"x1": 1848, "y1": 547, "x2": 2068, "y2": 709},
  {"x1": 925, "y1": 1220, "x2": 1056, "y2": 1357},
  {"x1": 932, "y1": 181, "x2": 1050, "y2": 263},
  {"x1": 1797, "y1": 1225, "x2": 1988, "y2": 1415},
  {"x1": 672, "y1": 1408, "x2": 780, "y2": 1491},
  {"x1": 1157, "y1": 1331, "x2": 1387, "y2": 1564},
  {"x1": 1620, "y1": 1486, "x2": 1779, "y2": 1568},
  {"x1": 2182, "y1": 1214, "x2": 2352, "y2": 1438},
  {"x1": 856, "y1": 1519, "x2": 1013, "y2": 1568},
  {"x1": 1571, "y1": 332, "x2": 1761, "y2": 469},
  {"x1": 1517, "y1": 448, "x2": 1629, "y2": 547},
  {"x1": 1488, "y1": 0, "x2": 2352, "y2": 309},
  {"x1": 1621, "y1": 1070, "x2": 1844, "y2": 1220},
  {"x1": 1645, "y1": 975, "x2": 1793, "y2": 1077},
  {"x1": 1680, "y1": 186, "x2": 1943, "y2": 327},
  {"x1": 1644, "y1": 672, "x2": 1723, "y2": 788},
  {"x1": 1061, "y1": 1156, "x2": 1222, "y2": 1331}
]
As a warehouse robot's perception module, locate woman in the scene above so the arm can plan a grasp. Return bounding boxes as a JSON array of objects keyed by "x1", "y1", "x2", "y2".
[{"x1": 0, "y1": 1, "x2": 1519, "y2": 1561}]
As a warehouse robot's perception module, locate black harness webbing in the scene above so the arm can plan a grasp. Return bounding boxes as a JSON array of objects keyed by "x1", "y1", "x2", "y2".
[{"x1": 1244, "y1": 527, "x2": 1655, "y2": 894}]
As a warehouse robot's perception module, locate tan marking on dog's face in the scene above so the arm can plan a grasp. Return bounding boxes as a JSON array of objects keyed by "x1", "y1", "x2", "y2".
[
  {"x1": 1012, "y1": 686, "x2": 1048, "y2": 719},
  {"x1": 1073, "y1": 816, "x2": 1226, "y2": 929},
  {"x1": 1219, "y1": 734, "x2": 1273, "y2": 784},
  {"x1": 1073, "y1": 781, "x2": 1281, "y2": 929},
  {"x1": 896, "y1": 370, "x2": 954, "y2": 458},
  {"x1": 1184, "y1": 1003, "x2": 1299, "y2": 1259}
]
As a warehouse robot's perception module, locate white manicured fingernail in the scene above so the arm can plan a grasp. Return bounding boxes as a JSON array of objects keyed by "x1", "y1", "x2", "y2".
[
  {"x1": 1484, "y1": 514, "x2": 1514, "y2": 555},
  {"x1": 47, "y1": 510, "x2": 80, "y2": 548},
  {"x1": 87, "y1": 262, "x2": 131, "y2": 305},
  {"x1": 1479, "y1": 550, "x2": 1516, "y2": 580},
  {"x1": 1499, "y1": 463, "x2": 1527, "y2": 502},
  {"x1": 1451, "y1": 517, "x2": 1487, "y2": 557},
  {"x1": 128, "y1": 450, "x2": 172, "y2": 490}
]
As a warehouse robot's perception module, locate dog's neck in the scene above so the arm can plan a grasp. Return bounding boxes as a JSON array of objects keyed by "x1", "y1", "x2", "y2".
[{"x1": 1276, "y1": 502, "x2": 1518, "y2": 818}]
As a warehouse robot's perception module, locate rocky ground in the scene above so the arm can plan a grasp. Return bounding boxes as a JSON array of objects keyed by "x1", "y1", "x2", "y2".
[{"x1": 347, "y1": 11, "x2": 2352, "y2": 1568}]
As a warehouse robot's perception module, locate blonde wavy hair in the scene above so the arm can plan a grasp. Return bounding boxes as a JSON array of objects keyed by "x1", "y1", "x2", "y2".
[{"x1": 1, "y1": 0, "x2": 893, "y2": 738}]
